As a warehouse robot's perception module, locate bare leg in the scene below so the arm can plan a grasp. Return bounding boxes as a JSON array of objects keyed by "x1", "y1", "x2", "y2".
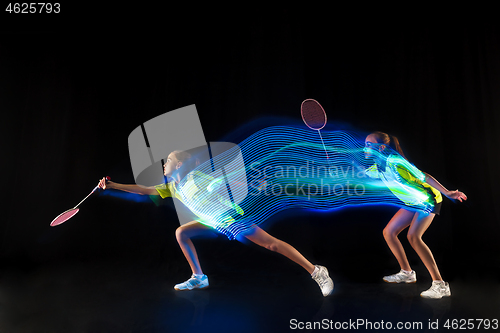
[
  {"x1": 383, "y1": 208, "x2": 415, "y2": 272},
  {"x1": 243, "y1": 226, "x2": 315, "y2": 274},
  {"x1": 407, "y1": 212, "x2": 442, "y2": 281},
  {"x1": 175, "y1": 221, "x2": 216, "y2": 275}
]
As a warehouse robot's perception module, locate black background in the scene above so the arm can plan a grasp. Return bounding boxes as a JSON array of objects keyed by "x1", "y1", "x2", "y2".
[{"x1": 1, "y1": 5, "x2": 499, "y2": 333}]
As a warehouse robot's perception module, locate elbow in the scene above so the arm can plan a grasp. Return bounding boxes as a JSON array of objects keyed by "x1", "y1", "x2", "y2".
[{"x1": 146, "y1": 187, "x2": 159, "y2": 196}]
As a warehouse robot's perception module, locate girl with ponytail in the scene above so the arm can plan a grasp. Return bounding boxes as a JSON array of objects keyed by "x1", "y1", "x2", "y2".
[
  {"x1": 97, "y1": 149, "x2": 334, "y2": 297},
  {"x1": 363, "y1": 131, "x2": 467, "y2": 299}
]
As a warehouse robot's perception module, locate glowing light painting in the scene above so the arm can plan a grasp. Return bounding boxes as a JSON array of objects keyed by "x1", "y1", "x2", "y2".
[{"x1": 170, "y1": 126, "x2": 437, "y2": 239}]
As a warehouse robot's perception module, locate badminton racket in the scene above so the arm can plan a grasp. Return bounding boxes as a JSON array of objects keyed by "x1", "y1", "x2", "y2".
[
  {"x1": 301, "y1": 99, "x2": 330, "y2": 160},
  {"x1": 50, "y1": 176, "x2": 110, "y2": 227}
]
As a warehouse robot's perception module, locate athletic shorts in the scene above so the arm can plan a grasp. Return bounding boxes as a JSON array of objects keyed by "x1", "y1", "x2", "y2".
[{"x1": 431, "y1": 201, "x2": 442, "y2": 215}]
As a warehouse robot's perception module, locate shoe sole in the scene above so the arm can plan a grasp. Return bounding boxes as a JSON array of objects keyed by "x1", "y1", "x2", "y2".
[
  {"x1": 420, "y1": 292, "x2": 451, "y2": 299},
  {"x1": 383, "y1": 280, "x2": 417, "y2": 284},
  {"x1": 174, "y1": 285, "x2": 209, "y2": 291}
]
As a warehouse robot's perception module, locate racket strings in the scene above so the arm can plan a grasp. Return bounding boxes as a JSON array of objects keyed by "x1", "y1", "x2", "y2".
[
  {"x1": 51, "y1": 208, "x2": 79, "y2": 226},
  {"x1": 301, "y1": 100, "x2": 327, "y2": 130}
]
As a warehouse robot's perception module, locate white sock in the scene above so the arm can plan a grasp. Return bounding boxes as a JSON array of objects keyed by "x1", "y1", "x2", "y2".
[
  {"x1": 311, "y1": 266, "x2": 319, "y2": 277},
  {"x1": 402, "y1": 269, "x2": 412, "y2": 275},
  {"x1": 433, "y1": 280, "x2": 444, "y2": 284},
  {"x1": 193, "y1": 273, "x2": 205, "y2": 279}
]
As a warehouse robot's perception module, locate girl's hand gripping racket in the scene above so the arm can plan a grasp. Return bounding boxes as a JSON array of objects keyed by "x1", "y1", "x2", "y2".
[{"x1": 50, "y1": 176, "x2": 110, "y2": 227}]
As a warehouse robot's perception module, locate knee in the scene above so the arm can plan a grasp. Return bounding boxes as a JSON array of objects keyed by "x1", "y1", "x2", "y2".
[
  {"x1": 175, "y1": 226, "x2": 187, "y2": 242},
  {"x1": 264, "y1": 241, "x2": 280, "y2": 253},
  {"x1": 383, "y1": 226, "x2": 396, "y2": 240},
  {"x1": 407, "y1": 232, "x2": 421, "y2": 246}
]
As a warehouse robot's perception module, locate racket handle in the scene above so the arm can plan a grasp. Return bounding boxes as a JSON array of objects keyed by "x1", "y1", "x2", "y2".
[
  {"x1": 93, "y1": 176, "x2": 111, "y2": 192},
  {"x1": 74, "y1": 176, "x2": 112, "y2": 209}
]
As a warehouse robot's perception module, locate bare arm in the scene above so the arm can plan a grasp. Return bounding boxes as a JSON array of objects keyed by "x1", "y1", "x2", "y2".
[
  {"x1": 424, "y1": 173, "x2": 467, "y2": 202},
  {"x1": 98, "y1": 177, "x2": 159, "y2": 196}
]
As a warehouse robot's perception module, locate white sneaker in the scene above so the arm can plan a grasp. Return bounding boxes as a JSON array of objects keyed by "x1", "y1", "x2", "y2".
[
  {"x1": 420, "y1": 281, "x2": 451, "y2": 299},
  {"x1": 312, "y1": 265, "x2": 334, "y2": 297},
  {"x1": 174, "y1": 274, "x2": 209, "y2": 291},
  {"x1": 383, "y1": 270, "x2": 417, "y2": 283}
]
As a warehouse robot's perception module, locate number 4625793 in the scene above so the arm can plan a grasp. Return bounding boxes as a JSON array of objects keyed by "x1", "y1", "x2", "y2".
[{"x1": 6, "y1": 3, "x2": 60, "y2": 13}]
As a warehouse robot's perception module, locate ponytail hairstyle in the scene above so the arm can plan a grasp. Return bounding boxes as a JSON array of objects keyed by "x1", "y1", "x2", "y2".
[
  {"x1": 371, "y1": 131, "x2": 407, "y2": 160},
  {"x1": 171, "y1": 150, "x2": 200, "y2": 179}
]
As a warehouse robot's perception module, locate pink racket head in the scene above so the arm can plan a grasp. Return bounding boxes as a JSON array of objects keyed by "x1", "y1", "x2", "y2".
[
  {"x1": 50, "y1": 208, "x2": 79, "y2": 227},
  {"x1": 301, "y1": 99, "x2": 327, "y2": 130}
]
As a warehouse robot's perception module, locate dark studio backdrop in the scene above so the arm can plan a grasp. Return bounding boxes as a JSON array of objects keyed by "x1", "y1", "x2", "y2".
[{"x1": 1, "y1": 6, "x2": 499, "y2": 332}]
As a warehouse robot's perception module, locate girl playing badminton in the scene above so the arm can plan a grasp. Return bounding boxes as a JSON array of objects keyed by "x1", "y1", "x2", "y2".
[
  {"x1": 98, "y1": 150, "x2": 334, "y2": 296},
  {"x1": 363, "y1": 132, "x2": 467, "y2": 299}
]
